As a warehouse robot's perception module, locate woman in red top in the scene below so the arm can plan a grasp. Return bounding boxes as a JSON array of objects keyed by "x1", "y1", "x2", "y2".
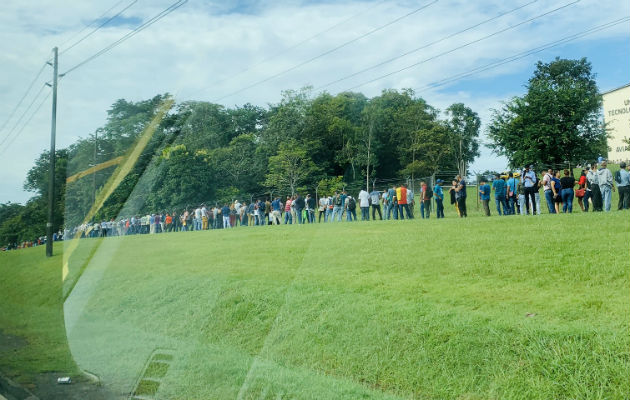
[{"x1": 575, "y1": 170, "x2": 587, "y2": 212}]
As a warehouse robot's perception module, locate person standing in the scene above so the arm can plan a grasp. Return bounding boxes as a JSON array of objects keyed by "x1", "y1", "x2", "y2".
[
  {"x1": 560, "y1": 169, "x2": 576, "y2": 213},
  {"x1": 221, "y1": 204, "x2": 231, "y2": 228},
  {"x1": 294, "y1": 193, "x2": 306, "y2": 224},
  {"x1": 516, "y1": 179, "x2": 526, "y2": 215},
  {"x1": 358, "y1": 189, "x2": 370, "y2": 221},
  {"x1": 284, "y1": 196, "x2": 292, "y2": 224},
  {"x1": 434, "y1": 179, "x2": 445, "y2": 218},
  {"x1": 369, "y1": 188, "x2": 382, "y2": 220},
  {"x1": 522, "y1": 166, "x2": 537, "y2": 215},
  {"x1": 399, "y1": 184, "x2": 412, "y2": 219},
  {"x1": 455, "y1": 175, "x2": 467, "y2": 217},
  {"x1": 575, "y1": 169, "x2": 587, "y2": 212},
  {"x1": 551, "y1": 171, "x2": 563, "y2": 214},
  {"x1": 420, "y1": 181, "x2": 431, "y2": 219},
  {"x1": 306, "y1": 194, "x2": 316, "y2": 223},
  {"x1": 491, "y1": 174, "x2": 507, "y2": 215},
  {"x1": 506, "y1": 172, "x2": 518, "y2": 215},
  {"x1": 449, "y1": 180, "x2": 459, "y2": 217},
  {"x1": 615, "y1": 162, "x2": 630, "y2": 210},
  {"x1": 479, "y1": 179, "x2": 491, "y2": 216},
  {"x1": 588, "y1": 164, "x2": 602, "y2": 211},
  {"x1": 597, "y1": 161, "x2": 615, "y2": 212},
  {"x1": 542, "y1": 169, "x2": 556, "y2": 214},
  {"x1": 331, "y1": 191, "x2": 342, "y2": 222},
  {"x1": 346, "y1": 196, "x2": 357, "y2": 221},
  {"x1": 318, "y1": 195, "x2": 327, "y2": 222}
]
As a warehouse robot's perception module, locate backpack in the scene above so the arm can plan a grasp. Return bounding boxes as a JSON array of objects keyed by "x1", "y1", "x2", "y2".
[
  {"x1": 335, "y1": 195, "x2": 343, "y2": 206},
  {"x1": 348, "y1": 197, "x2": 356, "y2": 210},
  {"x1": 614, "y1": 170, "x2": 622, "y2": 184}
]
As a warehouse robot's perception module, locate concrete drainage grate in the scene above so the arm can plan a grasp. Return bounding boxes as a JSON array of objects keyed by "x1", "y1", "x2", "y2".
[{"x1": 129, "y1": 349, "x2": 175, "y2": 400}]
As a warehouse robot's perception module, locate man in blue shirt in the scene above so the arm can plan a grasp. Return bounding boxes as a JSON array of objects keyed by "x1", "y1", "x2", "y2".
[
  {"x1": 479, "y1": 179, "x2": 491, "y2": 216},
  {"x1": 492, "y1": 174, "x2": 507, "y2": 215},
  {"x1": 506, "y1": 172, "x2": 518, "y2": 215},
  {"x1": 434, "y1": 179, "x2": 445, "y2": 218},
  {"x1": 369, "y1": 188, "x2": 383, "y2": 220},
  {"x1": 522, "y1": 165, "x2": 537, "y2": 215}
]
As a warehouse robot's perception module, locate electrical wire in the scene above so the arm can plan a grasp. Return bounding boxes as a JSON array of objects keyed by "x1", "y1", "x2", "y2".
[
  {"x1": 340, "y1": 0, "x2": 580, "y2": 92},
  {"x1": 416, "y1": 16, "x2": 630, "y2": 93},
  {"x1": 212, "y1": 0, "x2": 439, "y2": 102},
  {"x1": 0, "y1": 60, "x2": 49, "y2": 136},
  {"x1": 60, "y1": 0, "x2": 139, "y2": 55},
  {"x1": 0, "y1": 84, "x2": 48, "y2": 148},
  {"x1": 314, "y1": 0, "x2": 538, "y2": 91},
  {"x1": 186, "y1": 0, "x2": 389, "y2": 99},
  {"x1": 0, "y1": 91, "x2": 52, "y2": 157},
  {"x1": 58, "y1": 0, "x2": 128, "y2": 48},
  {"x1": 62, "y1": 0, "x2": 188, "y2": 77}
]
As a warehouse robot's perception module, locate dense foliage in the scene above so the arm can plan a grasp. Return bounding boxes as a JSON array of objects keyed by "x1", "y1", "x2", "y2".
[{"x1": 488, "y1": 57, "x2": 607, "y2": 168}]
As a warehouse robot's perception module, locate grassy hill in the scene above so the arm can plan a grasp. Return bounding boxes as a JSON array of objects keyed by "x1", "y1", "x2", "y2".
[{"x1": 2, "y1": 210, "x2": 629, "y2": 399}]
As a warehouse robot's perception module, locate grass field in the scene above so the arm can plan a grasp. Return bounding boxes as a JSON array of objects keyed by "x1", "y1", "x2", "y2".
[{"x1": 2, "y1": 206, "x2": 630, "y2": 399}]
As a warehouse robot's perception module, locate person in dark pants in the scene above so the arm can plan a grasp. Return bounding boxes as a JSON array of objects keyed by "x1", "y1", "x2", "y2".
[
  {"x1": 455, "y1": 175, "x2": 467, "y2": 217},
  {"x1": 434, "y1": 179, "x2": 445, "y2": 218},
  {"x1": 587, "y1": 164, "x2": 602, "y2": 211},
  {"x1": 369, "y1": 188, "x2": 382, "y2": 220},
  {"x1": 616, "y1": 162, "x2": 630, "y2": 210},
  {"x1": 522, "y1": 165, "x2": 537, "y2": 215}
]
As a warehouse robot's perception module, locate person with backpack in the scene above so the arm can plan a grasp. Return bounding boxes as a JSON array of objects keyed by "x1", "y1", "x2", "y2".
[
  {"x1": 420, "y1": 181, "x2": 432, "y2": 218},
  {"x1": 615, "y1": 162, "x2": 630, "y2": 210},
  {"x1": 346, "y1": 195, "x2": 357, "y2": 221}
]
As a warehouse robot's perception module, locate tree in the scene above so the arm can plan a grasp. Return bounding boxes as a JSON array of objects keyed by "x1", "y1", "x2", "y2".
[
  {"x1": 402, "y1": 121, "x2": 453, "y2": 179},
  {"x1": 265, "y1": 142, "x2": 319, "y2": 196},
  {"x1": 488, "y1": 57, "x2": 606, "y2": 168},
  {"x1": 444, "y1": 103, "x2": 481, "y2": 176}
]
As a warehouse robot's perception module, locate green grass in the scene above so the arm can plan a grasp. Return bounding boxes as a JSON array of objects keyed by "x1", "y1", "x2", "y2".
[{"x1": 1, "y1": 209, "x2": 629, "y2": 399}]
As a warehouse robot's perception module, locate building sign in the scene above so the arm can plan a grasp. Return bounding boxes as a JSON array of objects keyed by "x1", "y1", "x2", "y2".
[{"x1": 603, "y1": 84, "x2": 630, "y2": 163}]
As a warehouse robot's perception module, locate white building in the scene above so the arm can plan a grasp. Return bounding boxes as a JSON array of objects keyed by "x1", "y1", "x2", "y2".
[{"x1": 602, "y1": 83, "x2": 630, "y2": 163}]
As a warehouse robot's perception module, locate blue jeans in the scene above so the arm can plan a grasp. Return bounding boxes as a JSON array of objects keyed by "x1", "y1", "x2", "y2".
[
  {"x1": 284, "y1": 211, "x2": 292, "y2": 224},
  {"x1": 332, "y1": 206, "x2": 342, "y2": 221},
  {"x1": 296, "y1": 208, "x2": 304, "y2": 224},
  {"x1": 601, "y1": 185, "x2": 612, "y2": 212},
  {"x1": 583, "y1": 190, "x2": 591, "y2": 212},
  {"x1": 561, "y1": 188, "x2": 574, "y2": 213},
  {"x1": 518, "y1": 194, "x2": 526, "y2": 215},
  {"x1": 507, "y1": 195, "x2": 515, "y2": 215},
  {"x1": 325, "y1": 208, "x2": 332, "y2": 222},
  {"x1": 544, "y1": 190, "x2": 556, "y2": 214},
  {"x1": 495, "y1": 197, "x2": 507, "y2": 215},
  {"x1": 347, "y1": 209, "x2": 356, "y2": 221},
  {"x1": 360, "y1": 207, "x2": 369, "y2": 220}
]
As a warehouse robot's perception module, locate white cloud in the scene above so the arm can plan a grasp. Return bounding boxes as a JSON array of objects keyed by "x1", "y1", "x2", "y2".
[{"x1": 0, "y1": 0, "x2": 628, "y2": 203}]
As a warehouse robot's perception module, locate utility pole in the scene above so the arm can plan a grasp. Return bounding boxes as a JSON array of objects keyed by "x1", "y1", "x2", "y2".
[{"x1": 46, "y1": 47, "x2": 58, "y2": 257}]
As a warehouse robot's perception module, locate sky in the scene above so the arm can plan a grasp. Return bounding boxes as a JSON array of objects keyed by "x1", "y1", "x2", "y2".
[{"x1": 0, "y1": 0, "x2": 628, "y2": 204}]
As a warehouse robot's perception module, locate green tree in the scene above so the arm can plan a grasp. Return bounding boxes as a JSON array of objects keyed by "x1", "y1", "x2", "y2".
[
  {"x1": 265, "y1": 142, "x2": 319, "y2": 196},
  {"x1": 444, "y1": 103, "x2": 481, "y2": 176},
  {"x1": 488, "y1": 57, "x2": 606, "y2": 167}
]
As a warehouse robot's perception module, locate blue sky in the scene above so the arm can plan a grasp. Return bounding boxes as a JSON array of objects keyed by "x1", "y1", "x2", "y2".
[{"x1": 0, "y1": 0, "x2": 628, "y2": 203}]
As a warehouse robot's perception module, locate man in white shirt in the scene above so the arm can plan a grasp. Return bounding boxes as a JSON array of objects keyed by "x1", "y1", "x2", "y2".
[{"x1": 358, "y1": 189, "x2": 370, "y2": 221}]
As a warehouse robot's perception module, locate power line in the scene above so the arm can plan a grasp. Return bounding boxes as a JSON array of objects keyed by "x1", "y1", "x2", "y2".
[
  {"x1": 416, "y1": 16, "x2": 630, "y2": 93},
  {"x1": 0, "y1": 84, "x2": 47, "y2": 148},
  {"x1": 315, "y1": 0, "x2": 538, "y2": 91},
  {"x1": 187, "y1": 0, "x2": 389, "y2": 99},
  {"x1": 212, "y1": 0, "x2": 439, "y2": 102},
  {"x1": 0, "y1": 91, "x2": 52, "y2": 157},
  {"x1": 57, "y1": 0, "x2": 128, "y2": 48},
  {"x1": 62, "y1": 0, "x2": 188, "y2": 77},
  {"x1": 340, "y1": 0, "x2": 580, "y2": 92},
  {"x1": 60, "y1": 0, "x2": 139, "y2": 55},
  {"x1": 0, "y1": 60, "x2": 49, "y2": 136}
]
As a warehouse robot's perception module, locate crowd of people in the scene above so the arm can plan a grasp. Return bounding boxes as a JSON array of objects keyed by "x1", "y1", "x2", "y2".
[
  {"x1": 3, "y1": 162, "x2": 628, "y2": 250},
  {"x1": 477, "y1": 161, "x2": 629, "y2": 216}
]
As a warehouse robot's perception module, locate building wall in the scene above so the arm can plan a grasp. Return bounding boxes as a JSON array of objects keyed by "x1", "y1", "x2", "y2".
[{"x1": 603, "y1": 84, "x2": 630, "y2": 163}]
